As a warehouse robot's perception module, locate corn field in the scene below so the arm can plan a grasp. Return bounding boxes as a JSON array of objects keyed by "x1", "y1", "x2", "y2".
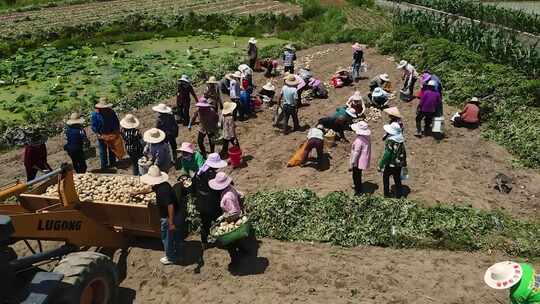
[
  {"x1": 393, "y1": 10, "x2": 540, "y2": 78},
  {"x1": 390, "y1": 0, "x2": 540, "y2": 35}
]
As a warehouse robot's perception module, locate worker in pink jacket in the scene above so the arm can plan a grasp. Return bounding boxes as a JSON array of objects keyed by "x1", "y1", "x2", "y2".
[{"x1": 349, "y1": 121, "x2": 372, "y2": 196}]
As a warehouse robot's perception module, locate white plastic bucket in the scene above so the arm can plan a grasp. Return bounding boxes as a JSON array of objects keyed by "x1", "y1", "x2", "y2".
[{"x1": 432, "y1": 116, "x2": 445, "y2": 139}]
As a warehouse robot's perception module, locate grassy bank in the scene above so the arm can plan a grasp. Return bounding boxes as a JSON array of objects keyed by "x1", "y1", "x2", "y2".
[{"x1": 242, "y1": 190, "x2": 540, "y2": 257}]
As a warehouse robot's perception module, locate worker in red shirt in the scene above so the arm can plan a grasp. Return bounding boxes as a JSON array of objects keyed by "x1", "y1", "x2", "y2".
[{"x1": 452, "y1": 97, "x2": 481, "y2": 129}]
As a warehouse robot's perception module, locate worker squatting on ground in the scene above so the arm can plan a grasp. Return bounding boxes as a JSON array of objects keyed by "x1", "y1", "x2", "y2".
[
  {"x1": 177, "y1": 142, "x2": 205, "y2": 177},
  {"x1": 346, "y1": 91, "x2": 366, "y2": 118},
  {"x1": 484, "y1": 261, "x2": 540, "y2": 304},
  {"x1": 300, "y1": 125, "x2": 325, "y2": 168},
  {"x1": 133, "y1": 165, "x2": 187, "y2": 265},
  {"x1": 91, "y1": 97, "x2": 126, "y2": 170},
  {"x1": 452, "y1": 97, "x2": 481, "y2": 129},
  {"x1": 64, "y1": 113, "x2": 89, "y2": 174},
  {"x1": 349, "y1": 121, "x2": 372, "y2": 196}
]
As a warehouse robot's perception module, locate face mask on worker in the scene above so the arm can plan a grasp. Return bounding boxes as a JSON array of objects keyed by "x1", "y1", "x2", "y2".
[{"x1": 182, "y1": 152, "x2": 193, "y2": 161}]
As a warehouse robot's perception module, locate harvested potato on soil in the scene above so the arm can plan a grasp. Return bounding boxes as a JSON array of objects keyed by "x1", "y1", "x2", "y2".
[{"x1": 44, "y1": 174, "x2": 155, "y2": 204}]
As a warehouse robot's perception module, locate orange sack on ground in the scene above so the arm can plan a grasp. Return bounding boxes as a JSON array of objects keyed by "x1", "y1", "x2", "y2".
[
  {"x1": 101, "y1": 133, "x2": 126, "y2": 159},
  {"x1": 287, "y1": 141, "x2": 308, "y2": 167}
]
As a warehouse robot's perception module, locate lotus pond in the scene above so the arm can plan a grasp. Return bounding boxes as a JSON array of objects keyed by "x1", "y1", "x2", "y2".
[{"x1": 0, "y1": 35, "x2": 285, "y2": 123}]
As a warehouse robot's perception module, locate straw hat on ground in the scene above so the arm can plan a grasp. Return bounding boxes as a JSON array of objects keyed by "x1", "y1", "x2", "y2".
[
  {"x1": 95, "y1": 97, "x2": 112, "y2": 109},
  {"x1": 263, "y1": 82, "x2": 275, "y2": 91},
  {"x1": 152, "y1": 103, "x2": 172, "y2": 114},
  {"x1": 484, "y1": 261, "x2": 522, "y2": 290},
  {"x1": 140, "y1": 165, "x2": 169, "y2": 185},
  {"x1": 346, "y1": 108, "x2": 357, "y2": 118},
  {"x1": 383, "y1": 122, "x2": 402, "y2": 136},
  {"x1": 207, "y1": 76, "x2": 219, "y2": 84},
  {"x1": 284, "y1": 75, "x2": 299, "y2": 87},
  {"x1": 120, "y1": 114, "x2": 140, "y2": 129},
  {"x1": 205, "y1": 153, "x2": 228, "y2": 169},
  {"x1": 352, "y1": 42, "x2": 362, "y2": 50},
  {"x1": 178, "y1": 142, "x2": 195, "y2": 154},
  {"x1": 66, "y1": 112, "x2": 84, "y2": 125},
  {"x1": 351, "y1": 121, "x2": 371, "y2": 136},
  {"x1": 143, "y1": 128, "x2": 166, "y2": 144},
  {"x1": 248, "y1": 37, "x2": 258, "y2": 44},
  {"x1": 379, "y1": 73, "x2": 390, "y2": 82},
  {"x1": 396, "y1": 60, "x2": 408, "y2": 69},
  {"x1": 180, "y1": 74, "x2": 191, "y2": 83},
  {"x1": 222, "y1": 102, "x2": 237, "y2": 115},
  {"x1": 383, "y1": 107, "x2": 402, "y2": 119},
  {"x1": 209, "y1": 172, "x2": 233, "y2": 190}
]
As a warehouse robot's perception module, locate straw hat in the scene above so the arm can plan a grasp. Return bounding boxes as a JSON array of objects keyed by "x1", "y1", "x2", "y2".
[
  {"x1": 263, "y1": 82, "x2": 275, "y2": 91},
  {"x1": 238, "y1": 64, "x2": 250, "y2": 73},
  {"x1": 470, "y1": 97, "x2": 480, "y2": 104},
  {"x1": 383, "y1": 107, "x2": 402, "y2": 119},
  {"x1": 152, "y1": 103, "x2": 172, "y2": 114},
  {"x1": 143, "y1": 128, "x2": 166, "y2": 144},
  {"x1": 372, "y1": 87, "x2": 386, "y2": 98},
  {"x1": 180, "y1": 74, "x2": 190, "y2": 83},
  {"x1": 351, "y1": 91, "x2": 363, "y2": 102},
  {"x1": 207, "y1": 76, "x2": 218, "y2": 84},
  {"x1": 379, "y1": 73, "x2": 390, "y2": 82},
  {"x1": 484, "y1": 261, "x2": 523, "y2": 290},
  {"x1": 140, "y1": 165, "x2": 169, "y2": 186},
  {"x1": 195, "y1": 97, "x2": 212, "y2": 108},
  {"x1": 120, "y1": 114, "x2": 140, "y2": 129},
  {"x1": 284, "y1": 44, "x2": 295, "y2": 51},
  {"x1": 383, "y1": 122, "x2": 402, "y2": 136},
  {"x1": 351, "y1": 121, "x2": 371, "y2": 136},
  {"x1": 222, "y1": 102, "x2": 237, "y2": 115},
  {"x1": 209, "y1": 171, "x2": 233, "y2": 191},
  {"x1": 95, "y1": 97, "x2": 112, "y2": 109},
  {"x1": 248, "y1": 37, "x2": 258, "y2": 44},
  {"x1": 178, "y1": 142, "x2": 195, "y2": 154},
  {"x1": 229, "y1": 71, "x2": 243, "y2": 79},
  {"x1": 427, "y1": 80, "x2": 437, "y2": 87},
  {"x1": 205, "y1": 153, "x2": 228, "y2": 169},
  {"x1": 352, "y1": 42, "x2": 362, "y2": 50},
  {"x1": 346, "y1": 108, "x2": 357, "y2": 118},
  {"x1": 284, "y1": 75, "x2": 299, "y2": 87},
  {"x1": 66, "y1": 112, "x2": 84, "y2": 125},
  {"x1": 396, "y1": 60, "x2": 408, "y2": 69}
]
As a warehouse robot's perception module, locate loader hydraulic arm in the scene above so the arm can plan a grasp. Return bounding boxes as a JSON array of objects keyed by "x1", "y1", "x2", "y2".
[{"x1": 0, "y1": 165, "x2": 68, "y2": 202}]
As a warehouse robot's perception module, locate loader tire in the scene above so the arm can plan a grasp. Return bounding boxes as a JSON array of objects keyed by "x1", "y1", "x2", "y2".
[{"x1": 52, "y1": 251, "x2": 118, "y2": 304}]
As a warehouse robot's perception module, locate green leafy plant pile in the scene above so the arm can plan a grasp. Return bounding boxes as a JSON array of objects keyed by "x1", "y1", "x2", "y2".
[
  {"x1": 390, "y1": 0, "x2": 540, "y2": 35},
  {"x1": 392, "y1": 10, "x2": 540, "y2": 79},
  {"x1": 377, "y1": 24, "x2": 540, "y2": 168},
  {"x1": 244, "y1": 189, "x2": 540, "y2": 257}
]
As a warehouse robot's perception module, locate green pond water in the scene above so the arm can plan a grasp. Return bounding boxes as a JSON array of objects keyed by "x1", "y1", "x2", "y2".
[{"x1": 0, "y1": 35, "x2": 286, "y2": 121}]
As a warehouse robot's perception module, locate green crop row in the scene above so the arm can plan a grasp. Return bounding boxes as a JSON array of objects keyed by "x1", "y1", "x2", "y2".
[
  {"x1": 390, "y1": 0, "x2": 540, "y2": 35},
  {"x1": 238, "y1": 189, "x2": 540, "y2": 257}
]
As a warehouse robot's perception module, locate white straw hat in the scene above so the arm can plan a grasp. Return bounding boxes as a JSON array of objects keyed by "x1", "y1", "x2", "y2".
[
  {"x1": 120, "y1": 114, "x2": 140, "y2": 129},
  {"x1": 222, "y1": 102, "x2": 237, "y2": 115},
  {"x1": 95, "y1": 97, "x2": 112, "y2": 109},
  {"x1": 427, "y1": 80, "x2": 437, "y2": 87},
  {"x1": 180, "y1": 74, "x2": 190, "y2": 83},
  {"x1": 379, "y1": 74, "x2": 390, "y2": 82},
  {"x1": 206, "y1": 76, "x2": 219, "y2": 84},
  {"x1": 66, "y1": 112, "x2": 85, "y2": 125},
  {"x1": 351, "y1": 121, "x2": 371, "y2": 136},
  {"x1": 396, "y1": 60, "x2": 408, "y2": 69},
  {"x1": 143, "y1": 128, "x2": 166, "y2": 144},
  {"x1": 248, "y1": 37, "x2": 258, "y2": 44},
  {"x1": 383, "y1": 122, "x2": 402, "y2": 136},
  {"x1": 152, "y1": 103, "x2": 172, "y2": 114},
  {"x1": 383, "y1": 107, "x2": 402, "y2": 119},
  {"x1": 346, "y1": 108, "x2": 357, "y2": 118},
  {"x1": 484, "y1": 261, "x2": 523, "y2": 290},
  {"x1": 140, "y1": 165, "x2": 169, "y2": 185},
  {"x1": 263, "y1": 82, "x2": 275, "y2": 91},
  {"x1": 351, "y1": 91, "x2": 363, "y2": 101},
  {"x1": 372, "y1": 87, "x2": 386, "y2": 98}
]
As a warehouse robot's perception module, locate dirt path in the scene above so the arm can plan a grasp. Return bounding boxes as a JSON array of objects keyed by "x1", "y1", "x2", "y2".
[
  {"x1": 2, "y1": 44, "x2": 539, "y2": 219},
  {"x1": 117, "y1": 237, "x2": 513, "y2": 304}
]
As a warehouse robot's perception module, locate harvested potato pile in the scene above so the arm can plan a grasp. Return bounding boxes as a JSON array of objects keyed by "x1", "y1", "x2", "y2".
[
  {"x1": 44, "y1": 174, "x2": 155, "y2": 204},
  {"x1": 211, "y1": 215, "x2": 249, "y2": 237}
]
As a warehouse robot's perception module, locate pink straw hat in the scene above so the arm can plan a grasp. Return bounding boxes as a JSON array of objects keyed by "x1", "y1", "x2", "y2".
[
  {"x1": 205, "y1": 153, "x2": 227, "y2": 169},
  {"x1": 484, "y1": 261, "x2": 523, "y2": 290},
  {"x1": 209, "y1": 172, "x2": 233, "y2": 190},
  {"x1": 196, "y1": 97, "x2": 212, "y2": 107},
  {"x1": 178, "y1": 142, "x2": 195, "y2": 154}
]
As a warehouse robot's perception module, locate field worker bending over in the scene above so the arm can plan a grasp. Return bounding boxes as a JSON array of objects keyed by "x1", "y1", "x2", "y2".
[
  {"x1": 396, "y1": 60, "x2": 418, "y2": 101},
  {"x1": 318, "y1": 106, "x2": 357, "y2": 141},
  {"x1": 484, "y1": 261, "x2": 540, "y2": 304},
  {"x1": 132, "y1": 165, "x2": 186, "y2": 265},
  {"x1": 346, "y1": 91, "x2": 366, "y2": 118},
  {"x1": 300, "y1": 125, "x2": 325, "y2": 168}
]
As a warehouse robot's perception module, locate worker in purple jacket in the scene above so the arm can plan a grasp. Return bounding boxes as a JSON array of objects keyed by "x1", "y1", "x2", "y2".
[{"x1": 415, "y1": 80, "x2": 441, "y2": 137}]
